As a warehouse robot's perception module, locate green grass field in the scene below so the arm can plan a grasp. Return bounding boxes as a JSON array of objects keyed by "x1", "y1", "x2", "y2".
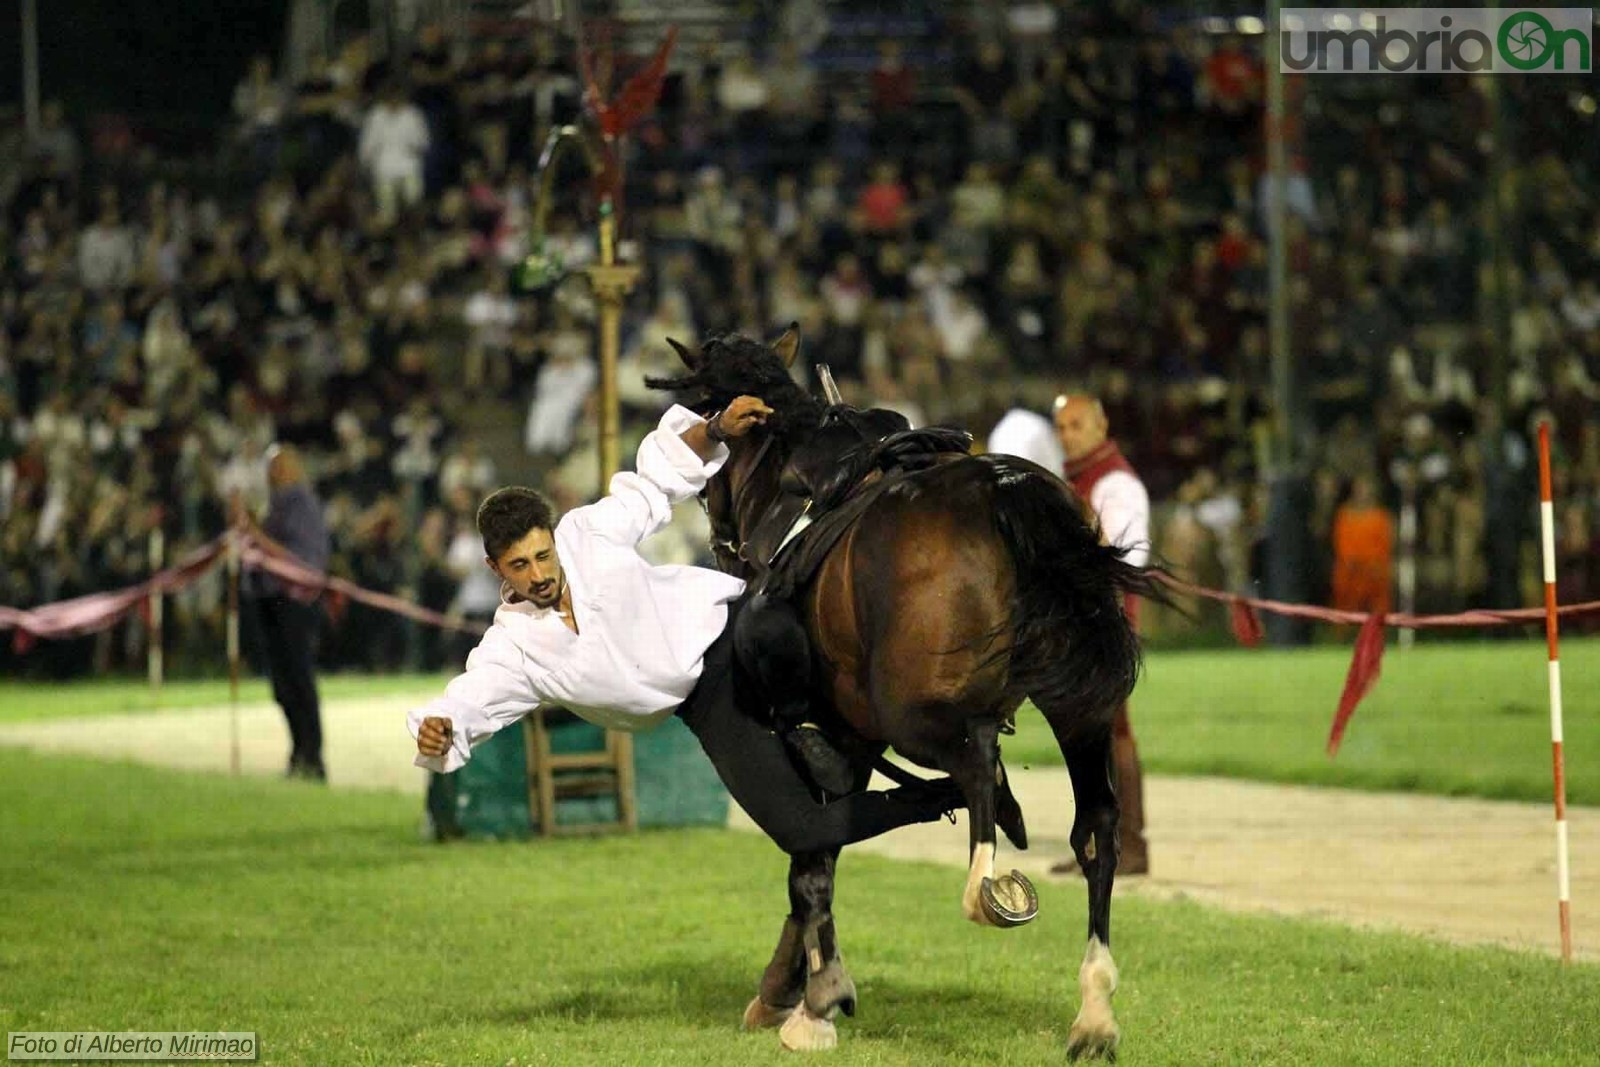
[
  {"x1": 0, "y1": 750, "x2": 1595, "y2": 1066},
  {"x1": 1003, "y1": 638, "x2": 1599, "y2": 805},
  {"x1": 5, "y1": 637, "x2": 1592, "y2": 805}
]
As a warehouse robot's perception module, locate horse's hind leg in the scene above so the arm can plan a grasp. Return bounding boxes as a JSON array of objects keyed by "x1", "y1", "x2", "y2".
[
  {"x1": 1050, "y1": 718, "x2": 1123, "y2": 1061},
  {"x1": 953, "y1": 719, "x2": 1039, "y2": 928}
]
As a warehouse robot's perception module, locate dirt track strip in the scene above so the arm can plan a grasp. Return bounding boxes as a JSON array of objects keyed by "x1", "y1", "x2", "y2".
[{"x1": 2, "y1": 696, "x2": 1592, "y2": 960}]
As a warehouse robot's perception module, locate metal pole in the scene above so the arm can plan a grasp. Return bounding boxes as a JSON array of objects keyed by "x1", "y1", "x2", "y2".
[
  {"x1": 404, "y1": 477, "x2": 422, "y2": 670},
  {"x1": 1261, "y1": 9, "x2": 1310, "y2": 645},
  {"x1": 148, "y1": 525, "x2": 165, "y2": 690},
  {"x1": 1397, "y1": 479, "x2": 1417, "y2": 650},
  {"x1": 226, "y1": 535, "x2": 242, "y2": 776},
  {"x1": 1487, "y1": 79, "x2": 1512, "y2": 412},
  {"x1": 1265, "y1": 2, "x2": 1292, "y2": 470},
  {"x1": 21, "y1": 0, "x2": 41, "y2": 139},
  {"x1": 596, "y1": 199, "x2": 622, "y2": 488}
]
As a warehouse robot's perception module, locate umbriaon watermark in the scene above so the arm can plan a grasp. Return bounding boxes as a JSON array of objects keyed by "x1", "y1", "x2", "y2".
[{"x1": 1280, "y1": 8, "x2": 1592, "y2": 72}]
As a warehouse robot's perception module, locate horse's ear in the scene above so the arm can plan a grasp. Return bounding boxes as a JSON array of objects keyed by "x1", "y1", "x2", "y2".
[
  {"x1": 666, "y1": 337, "x2": 701, "y2": 371},
  {"x1": 772, "y1": 323, "x2": 801, "y2": 368}
]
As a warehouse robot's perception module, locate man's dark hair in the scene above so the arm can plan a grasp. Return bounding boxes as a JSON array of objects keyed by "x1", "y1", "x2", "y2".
[{"x1": 477, "y1": 487, "x2": 556, "y2": 560}]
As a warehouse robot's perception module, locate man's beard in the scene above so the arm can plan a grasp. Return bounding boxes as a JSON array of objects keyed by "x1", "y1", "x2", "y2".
[{"x1": 528, "y1": 574, "x2": 563, "y2": 608}]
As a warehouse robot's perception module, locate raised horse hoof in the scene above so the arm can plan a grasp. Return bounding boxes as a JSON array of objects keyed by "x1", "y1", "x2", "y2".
[
  {"x1": 1066, "y1": 1016, "x2": 1121, "y2": 1062},
  {"x1": 779, "y1": 1004, "x2": 838, "y2": 1052},
  {"x1": 742, "y1": 996, "x2": 795, "y2": 1031},
  {"x1": 978, "y1": 870, "x2": 1039, "y2": 928}
]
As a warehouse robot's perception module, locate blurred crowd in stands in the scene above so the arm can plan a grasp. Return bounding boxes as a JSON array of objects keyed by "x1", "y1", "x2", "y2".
[{"x1": 3, "y1": 4, "x2": 1598, "y2": 678}]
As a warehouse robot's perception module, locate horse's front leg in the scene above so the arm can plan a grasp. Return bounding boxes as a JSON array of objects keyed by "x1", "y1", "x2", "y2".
[
  {"x1": 745, "y1": 850, "x2": 855, "y2": 1051},
  {"x1": 782, "y1": 849, "x2": 857, "y2": 1051},
  {"x1": 742, "y1": 910, "x2": 803, "y2": 1031},
  {"x1": 953, "y1": 719, "x2": 1039, "y2": 928},
  {"x1": 1059, "y1": 725, "x2": 1122, "y2": 1061}
]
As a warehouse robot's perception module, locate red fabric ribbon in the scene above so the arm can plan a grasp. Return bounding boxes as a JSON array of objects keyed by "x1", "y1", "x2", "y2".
[
  {"x1": 4, "y1": 538, "x2": 229, "y2": 652},
  {"x1": 236, "y1": 538, "x2": 486, "y2": 635},
  {"x1": 1327, "y1": 612, "x2": 1387, "y2": 756}
]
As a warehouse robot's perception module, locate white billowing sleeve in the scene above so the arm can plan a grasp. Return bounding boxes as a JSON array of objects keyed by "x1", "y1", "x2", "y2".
[
  {"x1": 406, "y1": 626, "x2": 544, "y2": 773},
  {"x1": 1091, "y1": 471, "x2": 1152, "y2": 568},
  {"x1": 562, "y1": 404, "x2": 729, "y2": 548}
]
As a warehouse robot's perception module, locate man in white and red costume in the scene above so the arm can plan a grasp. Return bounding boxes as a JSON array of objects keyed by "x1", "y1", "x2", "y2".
[{"x1": 1050, "y1": 393, "x2": 1152, "y2": 876}]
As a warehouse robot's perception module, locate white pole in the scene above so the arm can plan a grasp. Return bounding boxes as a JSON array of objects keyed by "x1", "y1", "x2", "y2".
[{"x1": 1536, "y1": 421, "x2": 1572, "y2": 963}]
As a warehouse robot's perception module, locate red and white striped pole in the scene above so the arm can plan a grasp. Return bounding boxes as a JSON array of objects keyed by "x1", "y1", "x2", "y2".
[{"x1": 1536, "y1": 420, "x2": 1573, "y2": 963}]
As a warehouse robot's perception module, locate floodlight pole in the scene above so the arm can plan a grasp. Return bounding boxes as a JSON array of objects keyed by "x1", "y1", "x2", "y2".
[
  {"x1": 21, "y1": 0, "x2": 40, "y2": 138},
  {"x1": 1265, "y1": 0, "x2": 1292, "y2": 470}
]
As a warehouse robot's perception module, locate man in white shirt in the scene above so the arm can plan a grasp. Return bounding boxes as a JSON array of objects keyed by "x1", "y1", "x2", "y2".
[
  {"x1": 1050, "y1": 393, "x2": 1153, "y2": 876},
  {"x1": 985, "y1": 406, "x2": 1064, "y2": 474},
  {"x1": 411, "y1": 397, "x2": 961, "y2": 854},
  {"x1": 358, "y1": 83, "x2": 430, "y2": 223}
]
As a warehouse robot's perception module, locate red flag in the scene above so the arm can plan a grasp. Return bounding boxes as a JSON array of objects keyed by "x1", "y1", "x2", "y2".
[
  {"x1": 325, "y1": 588, "x2": 349, "y2": 625},
  {"x1": 1327, "y1": 612, "x2": 1387, "y2": 756},
  {"x1": 598, "y1": 27, "x2": 676, "y2": 138},
  {"x1": 1229, "y1": 598, "x2": 1265, "y2": 647}
]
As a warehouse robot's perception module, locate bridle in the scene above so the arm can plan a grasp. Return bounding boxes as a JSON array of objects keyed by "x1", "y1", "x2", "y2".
[{"x1": 698, "y1": 430, "x2": 779, "y2": 569}]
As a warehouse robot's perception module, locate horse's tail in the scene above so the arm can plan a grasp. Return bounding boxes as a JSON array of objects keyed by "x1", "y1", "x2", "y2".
[{"x1": 982, "y1": 455, "x2": 1166, "y2": 719}]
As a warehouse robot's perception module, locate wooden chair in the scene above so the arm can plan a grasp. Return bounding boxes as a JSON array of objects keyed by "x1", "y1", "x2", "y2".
[{"x1": 522, "y1": 708, "x2": 637, "y2": 836}]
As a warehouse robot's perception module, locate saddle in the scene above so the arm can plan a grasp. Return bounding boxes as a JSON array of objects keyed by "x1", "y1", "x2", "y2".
[{"x1": 744, "y1": 406, "x2": 973, "y2": 599}]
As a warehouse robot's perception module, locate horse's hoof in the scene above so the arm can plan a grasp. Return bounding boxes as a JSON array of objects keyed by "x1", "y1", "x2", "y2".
[
  {"x1": 979, "y1": 870, "x2": 1039, "y2": 928},
  {"x1": 1066, "y1": 1016, "x2": 1120, "y2": 1062},
  {"x1": 743, "y1": 995, "x2": 794, "y2": 1031},
  {"x1": 779, "y1": 1004, "x2": 838, "y2": 1051}
]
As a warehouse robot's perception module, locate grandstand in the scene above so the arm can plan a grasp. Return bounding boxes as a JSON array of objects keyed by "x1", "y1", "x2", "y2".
[{"x1": 2, "y1": 0, "x2": 1597, "y2": 683}]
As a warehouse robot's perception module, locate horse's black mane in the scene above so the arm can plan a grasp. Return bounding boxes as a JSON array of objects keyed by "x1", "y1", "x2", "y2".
[{"x1": 645, "y1": 333, "x2": 825, "y2": 440}]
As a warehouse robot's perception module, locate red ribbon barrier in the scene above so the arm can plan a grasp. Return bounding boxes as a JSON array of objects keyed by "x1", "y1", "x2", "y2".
[
  {"x1": 236, "y1": 538, "x2": 487, "y2": 636},
  {"x1": 7, "y1": 535, "x2": 1592, "y2": 755},
  {"x1": 2, "y1": 538, "x2": 230, "y2": 653},
  {"x1": 1, "y1": 532, "x2": 488, "y2": 652}
]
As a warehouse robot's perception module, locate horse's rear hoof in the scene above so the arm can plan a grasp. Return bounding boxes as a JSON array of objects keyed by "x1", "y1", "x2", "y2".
[
  {"x1": 743, "y1": 996, "x2": 794, "y2": 1031},
  {"x1": 979, "y1": 871, "x2": 1039, "y2": 928}
]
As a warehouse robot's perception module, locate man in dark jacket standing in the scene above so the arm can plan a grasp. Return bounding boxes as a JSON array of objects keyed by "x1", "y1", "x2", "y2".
[{"x1": 232, "y1": 445, "x2": 332, "y2": 780}]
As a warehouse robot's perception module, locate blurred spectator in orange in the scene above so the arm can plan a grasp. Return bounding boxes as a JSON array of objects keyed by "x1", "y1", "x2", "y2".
[{"x1": 1330, "y1": 474, "x2": 1394, "y2": 615}]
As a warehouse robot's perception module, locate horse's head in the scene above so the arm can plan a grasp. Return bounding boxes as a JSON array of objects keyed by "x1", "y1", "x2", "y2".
[{"x1": 646, "y1": 326, "x2": 822, "y2": 577}]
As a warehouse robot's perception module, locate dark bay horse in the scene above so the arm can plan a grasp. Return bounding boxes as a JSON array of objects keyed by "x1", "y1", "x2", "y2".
[{"x1": 650, "y1": 330, "x2": 1162, "y2": 1060}]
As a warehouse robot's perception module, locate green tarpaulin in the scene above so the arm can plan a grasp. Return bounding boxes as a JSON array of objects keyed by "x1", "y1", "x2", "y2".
[{"x1": 426, "y1": 715, "x2": 729, "y2": 839}]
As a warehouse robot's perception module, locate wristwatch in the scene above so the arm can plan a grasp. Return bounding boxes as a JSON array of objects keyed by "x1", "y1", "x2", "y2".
[{"x1": 705, "y1": 410, "x2": 730, "y2": 443}]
